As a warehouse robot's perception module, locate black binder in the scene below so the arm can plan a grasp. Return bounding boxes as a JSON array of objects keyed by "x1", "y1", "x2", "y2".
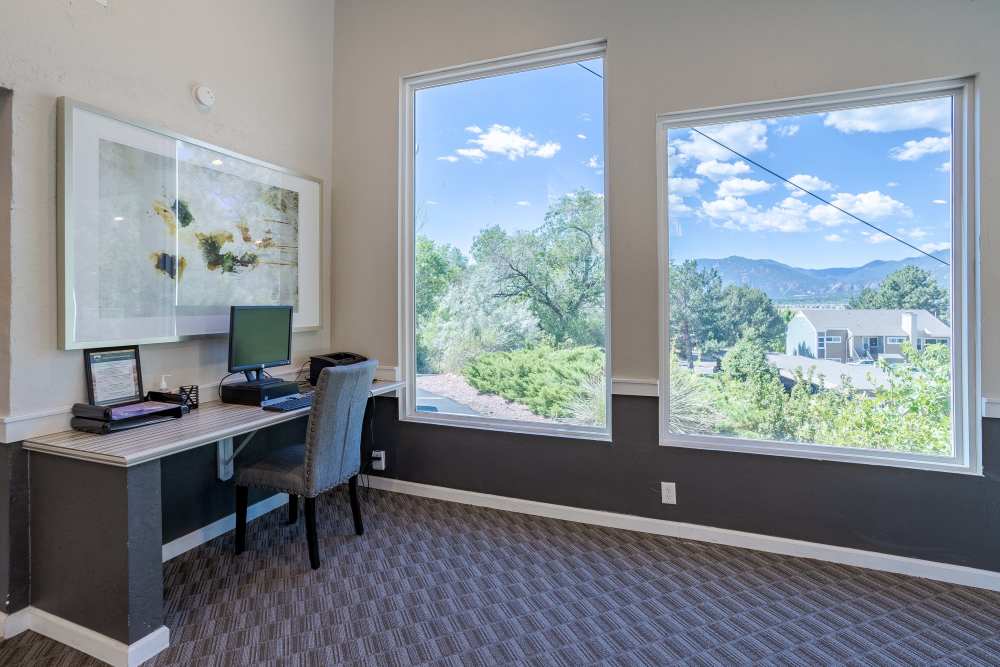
[
  {"x1": 70, "y1": 402, "x2": 187, "y2": 434},
  {"x1": 70, "y1": 412, "x2": 182, "y2": 434}
]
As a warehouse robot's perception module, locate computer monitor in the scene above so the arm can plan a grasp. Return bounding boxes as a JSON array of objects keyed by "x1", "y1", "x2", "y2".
[{"x1": 228, "y1": 305, "x2": 293, "y2": 383}]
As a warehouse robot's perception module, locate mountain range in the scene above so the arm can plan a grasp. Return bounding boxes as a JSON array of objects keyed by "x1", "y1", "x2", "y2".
[{"x1": 693, "y1": 250, "x2": 950, "y2": 304}]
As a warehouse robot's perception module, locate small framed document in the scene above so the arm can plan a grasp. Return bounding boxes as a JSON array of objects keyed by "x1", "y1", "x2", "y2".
[{"x1": 83, "y1": 346, "x2": 144, "y2": 407}]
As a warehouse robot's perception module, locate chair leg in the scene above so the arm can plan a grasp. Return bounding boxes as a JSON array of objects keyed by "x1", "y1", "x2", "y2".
[
  {"x1": 349, "y1": 475, "x2": 364, "y2": 536},
  {"x1": 304, "y1": 496, "x2": 320, "y2": 569},
  {"x1": 287, "y1": 494, "x2": 299, "y2": 525},
  {"x1": 235, "y1": 485, "x2": 248, "y2": 555}
]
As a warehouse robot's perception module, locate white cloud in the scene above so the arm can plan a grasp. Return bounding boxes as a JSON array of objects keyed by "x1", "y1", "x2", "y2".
[
  {"x1": 754, "y1": 197, "x2": 811, "y2": 232},
  {"x1": 824, "y1": 234, "x2": 843, "y2": 242},
  {"x1": 824, "y1": 97, "x2": 951, "y2": 133},
  {"x1": 670, "y1": 120, "x2": 768, "y2": 163},
  {"x1": 516, "y1": 201, "x2": 531, "y2": 207},
  {"x1": 576, "y1": 133, "x2": 587, "y2": 140},
  {"x1": 702, "y1": 195, "x2": 750, "y2": 218},
  {"x1": 455, "y1": 147, "x2": 486, "y2": 160},
  {"x1": 532, "y1": 141, "x2": 561, "y2": 158},
  {"x1": 425, "y1": 200, "x2": 439, "y2": 205},
  {"x1": 668, "y1": 193, "x2": 692, "y2": 214},
  {"x1": 695, "y1": 160, "x2": 751, "y2": 181},
  {"x1": 785, "y1": 173, "x2": 834, "y2": 197},
  {"x1": 897, "y1": 226, "x2": 928, "y2": 239},
  {"x1": 668, "y1": 177, "x2": 702, "y2": 196},
  {"x1": 776, "y1": 124, "x2": 800, "y2": 137},
  {"x1": 808, "y1": 191, "x2": 911, "y2": 227},
  {"x1": 864, "y1": 232, "x2": 892, "y2": 244},
  {"x1": 701, "y1": 195, "x2": 809, "y2": 233},
  {"x1": 887, "y1": 181, "x2": 900, "y2": 188},
  {"x1": 437, "y1": 156, "x2": 459, "y2": 163},
  {"x1": 889, "y1": 135, "x2": 950, "y2": 161},
  {"x1": 938, "y1": 161, "x2": 951, "y2": 173},
  {"x1": 932, "y1": 199, "x2": 948, "y2": 205},
  {"x1": 578, "y1": 112, "x2": 592, "y2": 122},
  {"x1": 920, "y1": 241, "x2": 951, "y2": 253},
  {"x1": 585, "y1": 154, "x2": 603, "y2": 169},
  {"x1": 462, "y1": 124, "x2": 561, "y2": 160},
  {"x1": 716, "y1": 178, "x2": 772, "y2": 198}
]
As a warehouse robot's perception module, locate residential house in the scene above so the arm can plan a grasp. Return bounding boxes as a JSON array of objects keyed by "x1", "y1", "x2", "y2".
[{"x1": 786, "y1": 309, "x2": 950, "y2": 363}]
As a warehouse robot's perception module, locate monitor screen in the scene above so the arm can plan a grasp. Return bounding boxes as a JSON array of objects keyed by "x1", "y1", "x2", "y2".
[{"x1": 228, "y1": 306, "x2": 293, "y2": 372}]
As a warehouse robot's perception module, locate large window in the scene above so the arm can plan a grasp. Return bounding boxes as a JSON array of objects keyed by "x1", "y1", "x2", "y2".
[
  {"x1": 658, "y1": 79, "x2": 979, "y2": 473},
  {"x1": 400, "y1": 43, "x2": 610, "y2": 439}
]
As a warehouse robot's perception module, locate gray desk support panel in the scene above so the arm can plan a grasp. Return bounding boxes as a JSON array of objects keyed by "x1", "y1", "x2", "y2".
[
  {"x1": 21, "y1": 379, "x2": 404, "y2": 649},
  {"x1": 31, "y1": 453, "x2": 163, "y2": 645}
]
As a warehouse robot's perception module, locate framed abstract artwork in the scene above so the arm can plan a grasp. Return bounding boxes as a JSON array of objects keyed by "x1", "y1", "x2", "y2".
[{"x1": 57, "y1": 98, "x2": 322, "y2": 349}]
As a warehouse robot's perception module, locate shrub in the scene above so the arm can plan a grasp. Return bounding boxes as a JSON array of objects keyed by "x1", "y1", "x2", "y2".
[
  {"x1": 463, "y1": 345, "x2": 605, "y2": 419},
  {"x1": 569, "y1": 373, "x2": 607, "y2": 426}
]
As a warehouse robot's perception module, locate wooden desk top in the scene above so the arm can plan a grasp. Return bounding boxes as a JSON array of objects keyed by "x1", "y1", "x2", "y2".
[{"x1": 22, "y1": 380, "x2": 404, "y2": 468}]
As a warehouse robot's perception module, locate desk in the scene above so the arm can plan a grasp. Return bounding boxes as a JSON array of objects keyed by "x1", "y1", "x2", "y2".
[
  {"x1": 23, "y1": 379, "x2": 404, "y2": 466},
  {"x1": 21, "y1": 379, "x2": 403, "y2": 664}
]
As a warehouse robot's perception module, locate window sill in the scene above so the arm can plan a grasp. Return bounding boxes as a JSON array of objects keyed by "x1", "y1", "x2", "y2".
[
  {"x1": 660, "y1": 433, "x2": 981, "y2": 476},
  {"x1": 400, "y1": 411, "x2": 612, "y2": 443}
]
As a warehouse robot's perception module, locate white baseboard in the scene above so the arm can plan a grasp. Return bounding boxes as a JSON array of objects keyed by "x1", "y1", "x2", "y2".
[
  {"x1": 0, "y1": 606, "x2": 31, "y2": 638},
  {"x1": 162, "y1": 492, "x2": 288, "y2": 562},
  {"x1": 0, "y1": 606, "x2": 168, "y2": 666},
  {"x1": 368, "y1": 477, "x2": 1000, "y2": 593}
]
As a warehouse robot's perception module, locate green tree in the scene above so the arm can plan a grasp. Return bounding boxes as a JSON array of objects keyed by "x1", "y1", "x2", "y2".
[
  {"x1": 424, "y1": 265, "x2": 541, "y2": 374},
  {"x1": 415, "y1": 235, "x2": 466, "y2": 321},
  {"x1": 667, "y1": 347, "x2": 721, "y2": 434},
  {"x1": 718, "y1": 336, "x2": 788, "y2": 439},
  {"x1": 414, "y1": 236, "x2": 467, "y2": 372},
  {"x1": 720, "y1": 284, "x2": 786, "y2": 351},
  {"x1": 669, "y1": 260, "x2": 724, "y2": 361},
  {"x1": 473, "y1": 189, "x2": 605, "y2": 345},
  {"x1": 849, "y1": 266, "x2": 949, "y2": 322}
]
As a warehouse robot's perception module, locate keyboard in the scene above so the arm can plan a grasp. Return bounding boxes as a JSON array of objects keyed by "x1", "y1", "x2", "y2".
[{"x1": 262, "y1": 393, "x2": 314, "y2": 412}]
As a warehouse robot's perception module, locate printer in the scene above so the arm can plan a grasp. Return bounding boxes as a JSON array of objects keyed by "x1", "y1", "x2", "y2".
[{"x1": 309, "y1": 352, "x2": 369, "y2": 385}]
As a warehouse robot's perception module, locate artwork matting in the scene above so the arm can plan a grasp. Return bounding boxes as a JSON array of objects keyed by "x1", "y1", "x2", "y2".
[{"x1": 58, "y1": 97, "x2": 323, "y2": 350}]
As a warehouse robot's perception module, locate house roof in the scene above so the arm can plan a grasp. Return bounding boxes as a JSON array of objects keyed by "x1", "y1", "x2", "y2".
[{"x1": 794, "y1": 308, "x2": 951, "y2": 338}]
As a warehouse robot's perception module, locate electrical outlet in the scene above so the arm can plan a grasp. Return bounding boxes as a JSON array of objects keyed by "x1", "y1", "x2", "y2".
[
  {"x1": 371, "y1": 450, "x2": 386, "y2": 471},
  {"x1": 661, "y1": 482, "x2": 677, "y2": 505}
]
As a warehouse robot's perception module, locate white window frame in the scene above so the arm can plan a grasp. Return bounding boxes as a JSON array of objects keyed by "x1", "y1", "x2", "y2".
[
  {"x1": 657, "y1": 77, "x2": 980, "y2": 474},
  {"x1": 887, "y1": 336, "x2": 908, "y2": 345},
  {"x1": 398, "y1": 40, "x2": 612, "y2": 442}
]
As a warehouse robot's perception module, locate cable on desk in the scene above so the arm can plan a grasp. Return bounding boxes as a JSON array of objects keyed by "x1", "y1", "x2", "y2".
[{"x1": 217, "y1": 372, "x2": 237, "y2": 401}]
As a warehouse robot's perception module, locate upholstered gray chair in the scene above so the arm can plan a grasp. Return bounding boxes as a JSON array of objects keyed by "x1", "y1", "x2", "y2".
[{"x1": 234, "y1": 360, "x2": 377, "y2": 569}]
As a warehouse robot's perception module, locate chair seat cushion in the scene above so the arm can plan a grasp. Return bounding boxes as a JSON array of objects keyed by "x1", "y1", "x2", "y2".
[{"x1": 235, "y1": 442, "x2": 306, "y2": 495}]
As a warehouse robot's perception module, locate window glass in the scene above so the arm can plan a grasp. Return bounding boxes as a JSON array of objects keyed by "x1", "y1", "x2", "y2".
[
  {"x1": 666, "y1": 95, "x2": 954, "y2": 456},
  {"x1": 411, "y1": 55, "x2": 609, "y2": 432}
]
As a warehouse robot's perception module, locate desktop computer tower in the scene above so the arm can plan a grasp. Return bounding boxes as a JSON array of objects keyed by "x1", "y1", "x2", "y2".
[{"x1": 220, "y1": 379, "x2": 299, "y2": 406}]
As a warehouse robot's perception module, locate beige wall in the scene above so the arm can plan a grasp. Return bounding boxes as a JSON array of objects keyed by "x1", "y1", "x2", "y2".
[
  {"x1": 0, "y1": 0, "x2": 335, "y2": 424},
  {"x1": 331, "y1": 0, "x2": 1000, "y2": 394},
  {"x1": 0, "y1": 89, "x2": 11, "y2": 417}
]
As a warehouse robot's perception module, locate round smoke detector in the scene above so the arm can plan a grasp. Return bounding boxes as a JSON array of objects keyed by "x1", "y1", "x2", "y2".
[{"x1": 193, "y1": 85, "x2": 216, "y2": 109}]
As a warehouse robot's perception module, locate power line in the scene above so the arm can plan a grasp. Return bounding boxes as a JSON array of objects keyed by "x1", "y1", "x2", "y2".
[
  {"x1": 688, "y1": 128, "x2": 948, "y2": 266},
  {"x1": 574, "y1": 59, "x2": 948, "y2": 266},
  {"x1": 576, "y1": 62, "x2": 602, "y2": 79}
]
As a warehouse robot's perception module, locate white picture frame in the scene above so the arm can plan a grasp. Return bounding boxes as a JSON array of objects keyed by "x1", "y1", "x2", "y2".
[{"x1": 57, "y1": 98, "x2": 323, "y2": 350}]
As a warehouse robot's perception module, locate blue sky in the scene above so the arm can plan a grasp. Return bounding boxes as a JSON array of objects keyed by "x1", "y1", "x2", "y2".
[
  {"x1": 415, "y1": 61, "x2": 951, "y2": 271},
  {"x1": 667, "y1": 96, "x2": 953, "y2": 269},
  {"x1": 414, "y1": 58, "x2": 604, "y2": 254}
]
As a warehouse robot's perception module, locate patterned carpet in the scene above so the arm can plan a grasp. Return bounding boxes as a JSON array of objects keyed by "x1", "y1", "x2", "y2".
[{"x1": 3, "y1": 487, "x2": 1000, "y2": 666}]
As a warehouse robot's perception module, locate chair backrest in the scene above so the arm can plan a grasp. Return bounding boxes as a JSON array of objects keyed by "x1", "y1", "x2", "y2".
[{"x1": 303, "y1": 359, "x2": 377, "y2": 496}]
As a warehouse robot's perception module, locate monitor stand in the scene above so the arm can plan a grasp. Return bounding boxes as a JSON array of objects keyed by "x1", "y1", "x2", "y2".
[
  {"x1": 242, "y1": 368, "x2": 281, "y2": 386},
  {"x1": 220, "y1": 368, "x2": 298, "y2": 406}
]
